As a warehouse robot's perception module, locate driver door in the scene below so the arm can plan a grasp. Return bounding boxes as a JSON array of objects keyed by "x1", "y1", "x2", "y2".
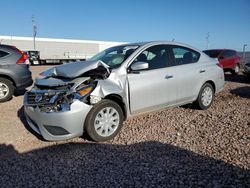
[{"x1": 127, "y1": 45, "x2": 178, "y2": 114}]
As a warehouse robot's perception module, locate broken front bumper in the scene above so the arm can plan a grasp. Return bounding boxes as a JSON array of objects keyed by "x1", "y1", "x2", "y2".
[{"x1": 24, "y1": 100, "x2": 92, "y2": 141}]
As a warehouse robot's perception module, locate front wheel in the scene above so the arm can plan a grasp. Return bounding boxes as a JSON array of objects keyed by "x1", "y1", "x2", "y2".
[
  {"x1": 195, "y1": 83, "x2": 214, "y2": 110},
  {"x1": 85, "y1": 99, "x2": 124, "y2": 142}
]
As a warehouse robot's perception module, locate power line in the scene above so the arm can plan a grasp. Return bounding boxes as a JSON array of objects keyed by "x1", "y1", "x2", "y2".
[{"x1": 32, "y1": 15, "x2": 37, "y2": 50}]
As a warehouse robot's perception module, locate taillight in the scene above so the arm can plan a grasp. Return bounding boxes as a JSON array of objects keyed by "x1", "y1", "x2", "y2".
[{"x1": 16, "y1": 52, "x2": 28, "y2": 64}]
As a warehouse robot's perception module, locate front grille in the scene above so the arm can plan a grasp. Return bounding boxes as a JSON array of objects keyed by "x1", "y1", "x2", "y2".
[{"x1": 26, "y1": 91, "x2": 57, "y2": 105}]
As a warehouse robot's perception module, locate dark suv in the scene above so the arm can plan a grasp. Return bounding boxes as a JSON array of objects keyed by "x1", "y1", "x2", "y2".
[
  {"x1": 203, "y1": 49, "x2": 240, "y2": 75},
  {"x1": 0, "y1": 45, "x2": 33, "y2": 102}
]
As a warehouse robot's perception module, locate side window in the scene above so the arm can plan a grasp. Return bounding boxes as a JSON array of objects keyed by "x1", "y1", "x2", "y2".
[
  {"x1": 0, "y1": 50, "x2": 9, "y2": 58},
  {"x1": 133, "y1": 45, "x2": 169, "y2": 70},
  {"x1": 171, "y1": 46, "x2": 200, "y2": 65}
]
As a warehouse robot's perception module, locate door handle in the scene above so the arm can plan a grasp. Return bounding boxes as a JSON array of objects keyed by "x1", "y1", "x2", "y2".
[
  {"x1": 165, "y1": 75, "x2": 173, "y2": 79},
  {"x1": 200, "y1": 69, "x2": 206, "y2": 73}
]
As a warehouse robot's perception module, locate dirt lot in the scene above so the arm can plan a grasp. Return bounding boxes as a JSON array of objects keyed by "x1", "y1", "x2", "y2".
[{"x1": 0, "y1": 65, "x2": 249, "y2": 187}]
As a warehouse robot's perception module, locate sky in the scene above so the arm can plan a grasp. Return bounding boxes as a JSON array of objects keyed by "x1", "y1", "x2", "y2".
[{"x1": 0, "y1": 0, "x2": 249, "y2": 51}]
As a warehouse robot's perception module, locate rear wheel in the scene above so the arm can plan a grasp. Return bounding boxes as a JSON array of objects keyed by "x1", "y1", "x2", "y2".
[
  {"x1": 0, "y1": 78, "x2": 14, "y2": 102},
  {"x1": 195, "y1": 83, "x2": 214, "y2": 110},
  {"x1": 85, "y1": 99, "x2": 124, "y2": 142}
]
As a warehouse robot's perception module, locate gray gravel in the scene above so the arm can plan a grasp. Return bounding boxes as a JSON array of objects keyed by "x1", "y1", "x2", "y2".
[{"x1": 0, "y1": 66, "x2": 249, "y2": 187}]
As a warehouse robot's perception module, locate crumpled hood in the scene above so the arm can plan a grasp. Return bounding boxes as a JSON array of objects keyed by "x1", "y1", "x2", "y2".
[{"x1": 41, "y1": 60, "x2": 110, "y2": 79}]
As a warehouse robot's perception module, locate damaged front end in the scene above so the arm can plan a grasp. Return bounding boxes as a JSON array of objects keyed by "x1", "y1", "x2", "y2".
[
  {"x1": 24, "y1": 77, "x2": 96, "y2": 113},
  {"x1": 24, "y1": 60, "x2": 110, "y2": 112},
  {"x1": 23, "y1": 60, "x2": 111, "y2": 140}
]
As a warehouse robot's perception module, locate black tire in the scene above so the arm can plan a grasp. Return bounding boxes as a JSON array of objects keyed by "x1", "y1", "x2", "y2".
[
  {"x1": 84, "y1": 99, "x2": 124, "y2": 142},
  {"x1": 0, "y1": 78, "x2": 14, "y2": 102},
  {"x1": 232, "y1": 64, "x2": 240, "y2": 75},
  {"x1": 195, "y1": 83, "x2": 214, "y2": 110}
]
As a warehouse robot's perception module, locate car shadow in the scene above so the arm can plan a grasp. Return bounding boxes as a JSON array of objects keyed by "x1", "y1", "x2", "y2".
[
  {"x1": 230, "y1": 86, "x2": 250, "y2": 99},
  {"x1": 0, "y1": 142, "x2": 249, "y2": 187},
  {"x1": 225, "y1": 74, "x2": 250, "y2": 84}
]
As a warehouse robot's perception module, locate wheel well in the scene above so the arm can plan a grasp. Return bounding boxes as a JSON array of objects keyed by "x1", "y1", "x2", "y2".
[
  {"x1": 104, "y1": 94, "x2": 127, "y2": 121},
  {"x1": 0, "y1": 75, "x2": 15, "y2": 87},
  {"x1": 205, "y1": 80, "x2": 216, "y2": 92}
]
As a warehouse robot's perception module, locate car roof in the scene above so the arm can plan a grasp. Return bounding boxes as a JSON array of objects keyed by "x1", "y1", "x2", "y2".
[{"x1": 118, "y1": 41, "x2": 202, "y2": 52}]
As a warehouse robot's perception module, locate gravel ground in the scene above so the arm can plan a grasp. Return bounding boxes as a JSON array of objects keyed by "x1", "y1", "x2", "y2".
[{"x1": 0, "y1": 65, "x2": 249, "y2": 187}]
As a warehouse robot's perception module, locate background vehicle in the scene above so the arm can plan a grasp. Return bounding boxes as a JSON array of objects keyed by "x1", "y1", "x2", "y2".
[
  {"x1": 243, "y1": 60, "x2": 250, "y2": 78},
  {"x1": 24, "y1": 41, "x2": 224, "y2": 142},
  {"x1": 203, "y1": 49, "x2": 240, "y2": 75},
  {"x1": 0, "y1": 45, "x2": 33, "y2": 102}
]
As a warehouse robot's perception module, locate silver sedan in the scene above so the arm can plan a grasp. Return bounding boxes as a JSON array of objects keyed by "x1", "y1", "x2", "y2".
[{"x1": 24, "y1": 41, "x2": 224, "y2": 142}]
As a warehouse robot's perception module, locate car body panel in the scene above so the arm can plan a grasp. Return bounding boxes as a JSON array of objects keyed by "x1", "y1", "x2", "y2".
[
  {"x1": 40, "y1": 60, "x2": 109, "y2": 79},
  {"x1": 127, "y1": 67, "x2": 178, "y2": 114},
  {"x1": 24, "y1": 100, "x2": 92, "y2": 141}
]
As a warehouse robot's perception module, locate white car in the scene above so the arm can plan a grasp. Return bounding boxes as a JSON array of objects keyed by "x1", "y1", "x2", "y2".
[{"x1": 24, "y1": 41, "x2": 224, "y2": 142}]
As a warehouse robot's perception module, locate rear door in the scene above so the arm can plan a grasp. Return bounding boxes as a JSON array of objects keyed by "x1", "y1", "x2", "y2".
[
  {"x1": 127, "y1": 45, "x2": 178, "y2": 114},
  {"x1": 168, "y1": 45, "x2": 203, "y2": 103}
]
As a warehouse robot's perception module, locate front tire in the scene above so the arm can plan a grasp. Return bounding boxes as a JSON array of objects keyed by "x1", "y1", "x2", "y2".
[
  {"x1": 195, "y1": 83, "x2": 214, "y2": 110},
  {"x1": 0, "y1": 78, "x2": 14, "y2": 102},
  {"x1": 85, "y1": 99, "x2": 124, "y2": 142}
]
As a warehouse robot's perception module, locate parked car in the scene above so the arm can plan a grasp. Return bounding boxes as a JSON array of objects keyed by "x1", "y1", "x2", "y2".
[
  {"x1": 24, "y1": 41, "x2": 224, "y2": 142},
  {"x1": 0, "y1": 45, "x2": 33, "y2": 102},
  {"x1": 203, "y1": 49, "x2": 240, "y2": 75},
  {"x1": 243, "y1": 60, "x2": 250, "y2": 78}
]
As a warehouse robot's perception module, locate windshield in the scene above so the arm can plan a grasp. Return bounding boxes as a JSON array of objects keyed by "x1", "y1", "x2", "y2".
[
  {"x1": 203, "y1": 50, "x2": 222, "y2": 58},
  {"x1": 89, "y1": 45, "x2": 139, "y2": 68}
]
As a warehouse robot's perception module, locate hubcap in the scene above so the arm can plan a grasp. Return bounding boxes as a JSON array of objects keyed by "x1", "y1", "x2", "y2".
[
  {"x1": 0, "y1": 82, "x2": 9, "y2": 99},
  {"x1": 94, "y1": 107, "x2": 120, "y2": 137},
  {"x1": 201, "y1": 86, "x2": 213, "y2": 107}
]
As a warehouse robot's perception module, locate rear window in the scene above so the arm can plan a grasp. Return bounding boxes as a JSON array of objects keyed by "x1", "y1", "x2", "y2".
[
  {"x1": 203, "y1": 50, "x2": 222, "y2": 58},
  {"x1": 0, "y1": 50, "x2": 9, "y2": 58},
  {"x1": 223, "y1": 50, "x2": 236, "y2": 58}
]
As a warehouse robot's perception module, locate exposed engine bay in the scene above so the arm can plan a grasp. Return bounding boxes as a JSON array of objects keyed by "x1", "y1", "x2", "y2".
[{"x1": 24, "y1": 60, "x2": 110, "y2": 113}]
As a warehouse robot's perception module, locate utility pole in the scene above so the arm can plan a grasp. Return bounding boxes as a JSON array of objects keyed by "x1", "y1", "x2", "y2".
[
  {"x1": 32, "y1": 15, "x2": 37, "y2": 50},
  {"x1": 206, "y1": 32, "x2": 210, "y2": 49},
  {"x1": 243, "y1": 44, "x2": 247, "y2": 63}
]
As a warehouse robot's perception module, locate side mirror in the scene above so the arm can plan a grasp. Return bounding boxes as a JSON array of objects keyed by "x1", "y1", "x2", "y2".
[
  {"x1": 219, "y1": 56, "x2": 224, "y2": 60},
  {"x1": 131, "y1": 61, "x2": 148, "y2": 71}
]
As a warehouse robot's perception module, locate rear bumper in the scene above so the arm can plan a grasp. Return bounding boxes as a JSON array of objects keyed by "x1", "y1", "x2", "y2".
[
  {"x1": 15, "y1": 75, "x2": 33, "y2": 89},
  {"x1": 24, "y1": 100, "x2": 92, "y2": 141}
]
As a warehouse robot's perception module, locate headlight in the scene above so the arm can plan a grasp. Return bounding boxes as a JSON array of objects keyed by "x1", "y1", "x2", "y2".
[
  {"x1": 78, "y1": 86, "x2": 93, "y2": 96},
  {"x1": 73, "y1": 85, "x2": 95, "y2": 100}
]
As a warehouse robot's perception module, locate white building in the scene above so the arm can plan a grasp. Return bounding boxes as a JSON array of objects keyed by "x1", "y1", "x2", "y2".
[{"x1": 0, "y1": 35, "x2": 124, "y2": 63}]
